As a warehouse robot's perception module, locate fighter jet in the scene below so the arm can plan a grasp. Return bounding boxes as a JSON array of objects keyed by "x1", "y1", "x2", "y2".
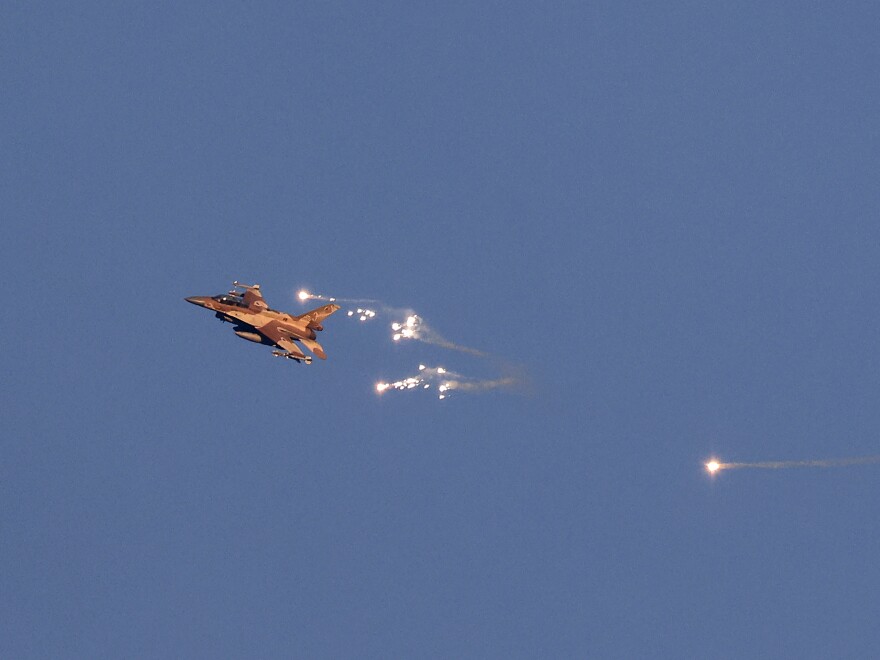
[{"x1": 185, "y1": 281, "x2": 341, "y2": 364}]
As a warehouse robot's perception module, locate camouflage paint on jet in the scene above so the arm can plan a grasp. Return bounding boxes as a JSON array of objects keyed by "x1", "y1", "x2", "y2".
[{"x1": 185, "y1": 281, "x2": 341, "y2": 364}]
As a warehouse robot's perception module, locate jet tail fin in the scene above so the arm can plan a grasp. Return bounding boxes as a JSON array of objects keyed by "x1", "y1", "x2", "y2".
[{"x1": 296, "y1": 303, "x2": 341, "y2": 330}]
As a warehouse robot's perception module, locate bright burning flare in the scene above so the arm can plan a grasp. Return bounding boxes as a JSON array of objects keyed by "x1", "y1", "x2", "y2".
[
  {"x1": 298, "y1": 290, "x2": 311, "y2": 301},
  {"x1": 390, "y1": 315, "x2": 423, "y2": 343},
  {"x1": 706, "y1": 460, "x2": 721, "y2": 474}
]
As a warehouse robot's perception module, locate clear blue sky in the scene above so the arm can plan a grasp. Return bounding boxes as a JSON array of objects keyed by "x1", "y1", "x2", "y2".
[{"x1": 3, "y1": 2, "x2": 880, "y2": 657}]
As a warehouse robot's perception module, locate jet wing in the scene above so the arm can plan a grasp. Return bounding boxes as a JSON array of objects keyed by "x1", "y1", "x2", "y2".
[
  {"x1": 296, "y1": 303, "x2": 341, "y2": 328},
  {"x1": 298, "y1": 337, "x2": 327, "y2": 360},
  {"x1": 274, "y1": 337, "x2": 307, "y2": 361},
  {"x1": 259, "y1": 323, "x2": 307, "y2": 360}
]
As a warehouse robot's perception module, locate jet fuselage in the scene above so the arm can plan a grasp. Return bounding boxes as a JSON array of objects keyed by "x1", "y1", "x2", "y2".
[{"x1": 185, "y1": 296, "x2": 317, "y2": 340}]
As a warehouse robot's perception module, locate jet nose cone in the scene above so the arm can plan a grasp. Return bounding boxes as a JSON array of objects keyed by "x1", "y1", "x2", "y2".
[{"x1": 185, "y1": 296, "x2": 206, "y2": 307}]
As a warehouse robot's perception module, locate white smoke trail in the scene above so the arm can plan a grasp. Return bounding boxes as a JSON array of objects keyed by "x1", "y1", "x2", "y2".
[
  {"x1": 298, "y1": 290, "x2": 382, "y2": 305},
  {"x1": 707, "y1": 455, "x2": 880, "y2": 473},
  {"x1": 376, "y1": 364, "x2": 520, "y2": 400},
  {"x1": 390, "y1": 313, "x2": 487, "y2": 356},
  {"x1": 297, "y1": 288, "x2": 521, "y2": 399},
  {"x1": 298, "y1": 290, "x2": 487, "y2": 354}
]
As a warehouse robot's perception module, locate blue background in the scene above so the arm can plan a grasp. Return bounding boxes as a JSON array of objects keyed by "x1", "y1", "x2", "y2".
[{"x1": 3, "y1": 2, "x2": 880, "y2": 657}]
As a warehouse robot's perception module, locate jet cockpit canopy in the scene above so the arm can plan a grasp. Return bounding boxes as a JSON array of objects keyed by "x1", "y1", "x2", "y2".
[{"x1": 212, "y1": 293, "x2": 246, "y2": 307}]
